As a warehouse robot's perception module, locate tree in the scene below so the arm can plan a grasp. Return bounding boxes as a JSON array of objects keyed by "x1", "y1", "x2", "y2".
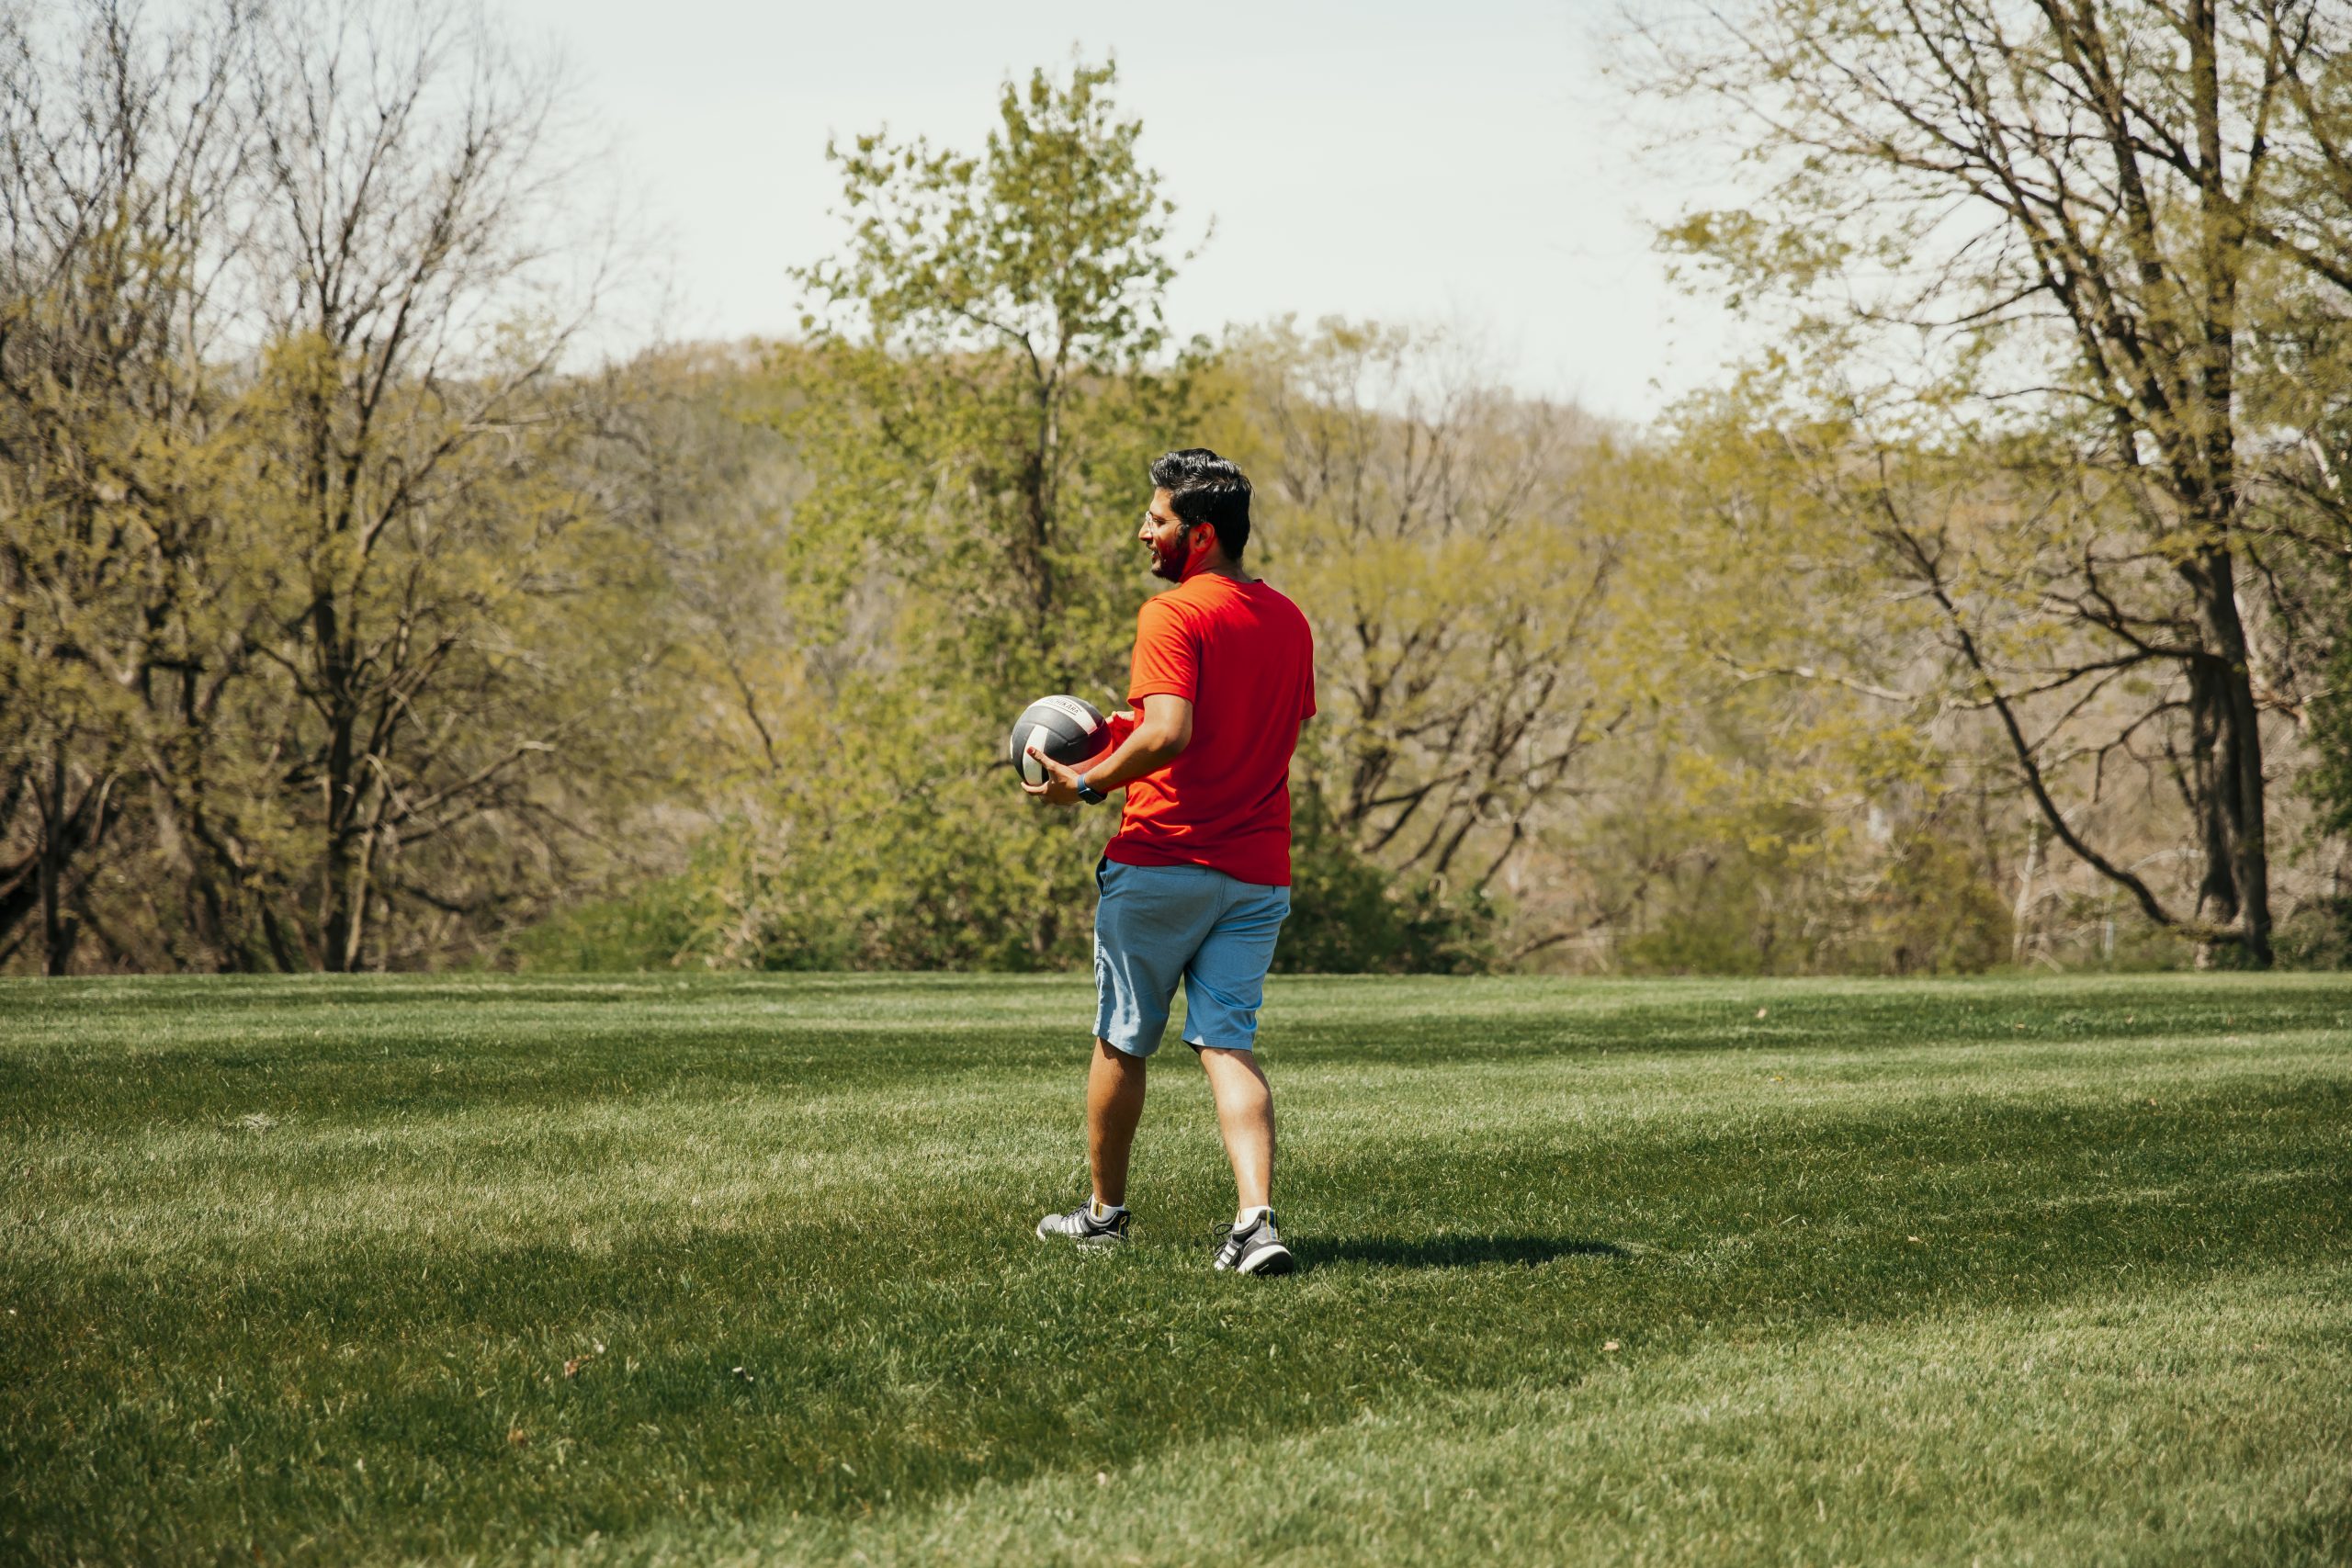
[
  {"x1": 1216, "y1": 320, "x2": 1623, "y2": 955},
  {"x1": 217, "y1": 0, "x2": 627, "y2": 969},
  {"x1": 694, "y1": 59, "x2": 1201, "y2": 970},
  {"x1": 0, "y1": 0, "x2": 252, "y2": 972},
  {"x1": 1585, "y1": 398, "x2": 2016, "y2": 976},
  {"x1": 1642, "y1": 0, "x2": 2352, "y2": 964},
  {"x1": 1, "y1": 0, "x2": 658, "y2": 974},
  {"x1": 792, "y1": 57, "x2": 1197, "y2": 692}
]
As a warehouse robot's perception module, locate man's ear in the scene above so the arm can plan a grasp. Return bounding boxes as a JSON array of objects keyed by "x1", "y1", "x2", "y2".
[{"x1": 1188, "y1": 523, "x2": 1216, "y2": 559}]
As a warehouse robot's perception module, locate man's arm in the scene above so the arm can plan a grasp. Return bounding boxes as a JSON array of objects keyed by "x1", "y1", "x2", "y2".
[{"x1": 1023, "y1": 693, "x2": 1192, "y2": 805}]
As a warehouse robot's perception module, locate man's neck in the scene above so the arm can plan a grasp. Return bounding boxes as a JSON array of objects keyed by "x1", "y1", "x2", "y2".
[{"x1": 1182, "y1": 558, "x2": 1253, "y2": 585}]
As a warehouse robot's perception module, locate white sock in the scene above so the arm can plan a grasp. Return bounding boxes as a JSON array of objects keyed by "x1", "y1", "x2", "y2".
[
  {"x1": 1237, "y1": 1205, "x2": 1272, "y2": 1228},
  {"x1": 1089, "y1": 1197, "x2": 1126, "y2": 1221}
]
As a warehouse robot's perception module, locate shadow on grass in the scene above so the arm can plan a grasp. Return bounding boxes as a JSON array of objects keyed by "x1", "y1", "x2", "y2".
[{"x1": 1311, "y1": 1235, "x2": 1628, "y2": 1271}]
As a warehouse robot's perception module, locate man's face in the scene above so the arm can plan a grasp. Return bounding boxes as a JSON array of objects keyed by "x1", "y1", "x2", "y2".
[{"x1": 1141, "y1": 487, "x2": 1201, "y2": 582}]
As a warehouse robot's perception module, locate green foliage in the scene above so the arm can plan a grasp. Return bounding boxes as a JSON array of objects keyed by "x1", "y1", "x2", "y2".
[
  {"x1": 787, "y1": 57, "x2": 1197, "y2": 693},
  {"x1": 1613, "y1": 826, "x2": 2012, "y2": 979},
  {"x1": 666, "y1": 59, "x2": 1202, "y2": 972},
  {"x1": 2275, "y1": 897, "x2": 2352, "y2": 971},
  {"x1": 501, "y1": 877, "x2": 707, "y2": 973},
  {"x1": 807, "y1": 62, "x2": 1179, "y2": 371},
  {"x1": 1863, "y1": 833, "x2": 2014, "y2": 976},
  {"x1": 690, "y1": 694, "x2": 1117, "y2": 974},
  {"x1": 1214, "y1": 320, "x2": 1622, "y2": 917},
  {"x1": 0, "y1": 0, "x2": 661, "y2": 974},
  {"x1": 1611, "y1": 799, "x2": 1831, "y2": 977},
  {"x1": 1572, "y1": 406, "x2": 2015, "y2": 978},
  {"x1": 1276, "y1": 793, "x2": 1496, "y2": 974},
  {"x1": 29, "y1": 16, "x2": 2352, "y2": 981},
  {"x1": 2305, "y1": 631, "x2": 2352, "y2": 844},
  {"x1": 1634, "y1": 0, "x2": 2352, "y2": 967},
  {"x1": 1607, "y1": 782, "x2": 2011, "y2": 979}
]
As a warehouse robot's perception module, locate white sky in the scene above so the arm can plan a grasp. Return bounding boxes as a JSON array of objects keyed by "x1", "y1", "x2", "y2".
[{"x1": 496, "y1": 0, "x2": 1736, "y2": 422}]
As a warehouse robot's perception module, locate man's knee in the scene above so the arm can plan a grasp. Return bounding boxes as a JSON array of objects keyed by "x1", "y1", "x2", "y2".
[
  {"x1": 1195, "y1": 1043, "x2": 1269, "y2": 1085},
  {"x1": 1095, "y1": 1036, "x2": 1149, "y2": 1072}
]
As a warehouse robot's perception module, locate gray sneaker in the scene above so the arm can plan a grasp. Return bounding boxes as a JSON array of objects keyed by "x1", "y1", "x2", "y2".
[
  {"x1": 1212, "y1": 1212, "x2": 1295, "y2": 1276},
  {"x1": 1037, "y1": 1201, "x2": 1131, "y2": 1247}
]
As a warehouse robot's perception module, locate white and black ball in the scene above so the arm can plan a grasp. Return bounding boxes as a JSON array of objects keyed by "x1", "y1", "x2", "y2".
[{"x1": 1007, "y1": 694, "x2": 1110, "y2": 785}]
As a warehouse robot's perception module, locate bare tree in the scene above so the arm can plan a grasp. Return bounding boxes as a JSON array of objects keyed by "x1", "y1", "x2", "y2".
[
  {"x1": 221, "y1": 0, "x2": 627, "y2": 969},
  {"x1": 1234, "y1": 321, "x2": 1623, "y2": 902},
  {"x1": 1641, "y1": 0, "x2": 2352, "y2": 964},
  {"x1": 0, "y1": 0, "x2": 254, "y2": 972},
  {"x1": 2, "y1": 0, "x2": 648, "y2": 974}
]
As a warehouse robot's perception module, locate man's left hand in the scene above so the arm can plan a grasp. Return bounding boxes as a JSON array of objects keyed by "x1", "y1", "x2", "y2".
[{"x1": 1023, "y1": 744, "x2": 1084, "y2": 807}]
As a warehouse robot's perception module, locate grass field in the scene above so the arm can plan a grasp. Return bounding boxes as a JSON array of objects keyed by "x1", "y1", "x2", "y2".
[{"x1": 3, "y1": 973, "x2": 2349, "y2": 1565}]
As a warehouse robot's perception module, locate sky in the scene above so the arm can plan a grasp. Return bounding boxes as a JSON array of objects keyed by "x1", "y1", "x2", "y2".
[{"x1": 494, "y1": 0, "x2": 1736, "y2": 422}]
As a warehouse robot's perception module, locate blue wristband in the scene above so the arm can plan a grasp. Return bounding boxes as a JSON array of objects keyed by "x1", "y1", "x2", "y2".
[{"x1": 1075, "y1": 773, "x2": 1107, "y2": 805}]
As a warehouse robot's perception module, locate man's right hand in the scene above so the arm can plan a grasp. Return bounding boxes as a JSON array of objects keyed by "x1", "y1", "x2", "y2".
[{"x1": 1023, "y1": 744, "x2": 1085, "y2": 807}]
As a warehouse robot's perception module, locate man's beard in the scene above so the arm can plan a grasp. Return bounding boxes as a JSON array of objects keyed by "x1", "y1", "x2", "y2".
[{"x1": 1148, "y1": 527, "x2": 1191, "y2": 582}]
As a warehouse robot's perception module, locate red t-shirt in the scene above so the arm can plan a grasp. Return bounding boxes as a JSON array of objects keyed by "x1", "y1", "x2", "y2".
[{"x1": 1104, "y1": 571, "x2": 1317, "y2": 886}]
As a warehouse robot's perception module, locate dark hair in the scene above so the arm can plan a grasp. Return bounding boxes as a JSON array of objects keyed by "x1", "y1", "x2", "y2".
[{"x1": 1150, "y1": 447, "x2": 1251, "y2": 558}]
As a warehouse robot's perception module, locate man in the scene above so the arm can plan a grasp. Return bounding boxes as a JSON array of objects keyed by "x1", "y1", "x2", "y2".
[{"x1": 1023, "y1": 448, "x2": 1317, "y2": 1277}]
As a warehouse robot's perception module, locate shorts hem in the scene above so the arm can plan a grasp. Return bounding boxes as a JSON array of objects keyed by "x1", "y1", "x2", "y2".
[
  {"x1": 1182, "y1": 1034, "x2": 1256, "y2": 1054},
  {"x1": 1098, "y1": 1029, "x2": 1162, "y2": 1060}
]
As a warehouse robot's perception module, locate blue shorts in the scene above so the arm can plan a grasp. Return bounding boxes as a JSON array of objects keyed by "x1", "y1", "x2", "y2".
[{"x1": 1093, "y1": 859, "x2": 1291, "y2": 1058}]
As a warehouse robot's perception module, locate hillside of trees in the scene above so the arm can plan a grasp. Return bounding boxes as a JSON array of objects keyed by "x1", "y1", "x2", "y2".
[{"x1": 8, "y1": 0, "x2": 2352, "y2": 976}]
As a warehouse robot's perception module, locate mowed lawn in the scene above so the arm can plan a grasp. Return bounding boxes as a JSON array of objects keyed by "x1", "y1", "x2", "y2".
[{"x1": 3, "y1": 975, "x2": 2348, "y2": 1566}]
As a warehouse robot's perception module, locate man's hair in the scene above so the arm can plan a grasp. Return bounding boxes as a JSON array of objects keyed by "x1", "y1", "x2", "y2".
[{"x1": 1150, "y1": 447, "x2": 1252, "y2": 558}]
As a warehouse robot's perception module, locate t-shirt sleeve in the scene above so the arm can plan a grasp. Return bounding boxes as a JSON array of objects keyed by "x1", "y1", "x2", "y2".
[
  {"x1": 1127, "y1": 597, "x2": 1198, "y2": 704},
  {"x1": 1301, "y1": 615, "x2": 1317, "y2": 719}
]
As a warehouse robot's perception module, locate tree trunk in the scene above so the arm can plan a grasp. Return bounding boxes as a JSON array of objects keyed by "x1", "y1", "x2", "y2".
[
  {"x1": 2183, "y1": 545, "x2": 2272, "y2": 965},
  {"x1": 39, "y1": 753, "x2": 80, "y2": 976},
  {"x1": 313, "y1": 580, "x2": 359, "y2": 972},
  {"x1": 1020, "y1": 374, "x2": 1059, "y2": 654}
]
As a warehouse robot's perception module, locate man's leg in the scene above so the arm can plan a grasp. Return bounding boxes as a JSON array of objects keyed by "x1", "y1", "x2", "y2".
[
  {"x1": 1041, "y1": 862, "x2": 1213, "y2": 1245},
  {"x1": 1198, "y1": 1044, "x2": 1273, "y2": 1217},
  {"x1": 1088, "y1": 1037, "x2": 1148, "y2": 1208},
  {"x1": 1179, "y1": 877, "x2": 1294, "y2": 1275}
]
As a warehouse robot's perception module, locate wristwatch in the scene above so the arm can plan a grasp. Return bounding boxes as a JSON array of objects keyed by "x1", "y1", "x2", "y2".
[{"x1": 1075, "y1": 773, "x2": 1108, "y2": 806}]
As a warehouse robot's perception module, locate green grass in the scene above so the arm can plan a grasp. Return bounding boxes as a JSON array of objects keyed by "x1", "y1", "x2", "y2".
[{"x1": 3, "y1": 973, "x2": 2347, "y2": 1565}]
